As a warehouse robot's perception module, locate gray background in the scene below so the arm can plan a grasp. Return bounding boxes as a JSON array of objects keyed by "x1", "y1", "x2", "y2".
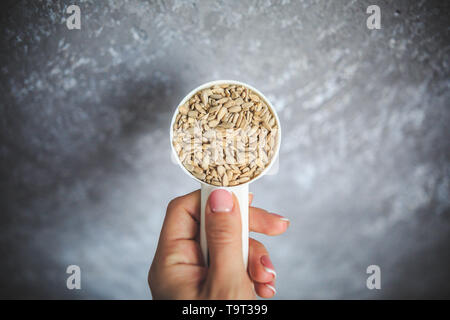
[{"x1": 0, "y1": 0, "x2": 449, "y2": 299}]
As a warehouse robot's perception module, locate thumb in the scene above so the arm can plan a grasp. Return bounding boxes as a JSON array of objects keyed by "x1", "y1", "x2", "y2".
[{"x1": 205, "y1": 189, "x2": 246, "y2": 283}]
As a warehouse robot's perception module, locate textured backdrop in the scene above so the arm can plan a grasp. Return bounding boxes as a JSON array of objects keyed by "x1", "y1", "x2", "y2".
[{"x1": 0, "y1": 0, "x2": 449, "y2": 299}]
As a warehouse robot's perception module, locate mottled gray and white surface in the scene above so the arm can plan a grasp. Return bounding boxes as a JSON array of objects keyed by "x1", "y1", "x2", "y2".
[{"x1": 0, "y1": 0, "x2": 449, "y2": 299}]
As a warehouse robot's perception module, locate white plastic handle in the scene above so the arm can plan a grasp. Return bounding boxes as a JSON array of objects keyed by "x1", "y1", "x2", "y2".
[{"x1": 200, "y1": 183, "x2": 249, "y2": 270}]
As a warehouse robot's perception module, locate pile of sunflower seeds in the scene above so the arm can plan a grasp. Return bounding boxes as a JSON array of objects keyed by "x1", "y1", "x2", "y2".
[{"x1": 172, "y1": 84, "x2": 278, "y2": 186}]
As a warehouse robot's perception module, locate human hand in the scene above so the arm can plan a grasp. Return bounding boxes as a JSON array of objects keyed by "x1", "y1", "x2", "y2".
[{"x1": 148, "y1": 189, "x2": 289, "y2": 299}]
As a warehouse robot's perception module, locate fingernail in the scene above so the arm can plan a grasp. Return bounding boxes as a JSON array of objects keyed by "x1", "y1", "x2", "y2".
[
  {"x1": 261, "y1": 255, "x2": 276, "y2": 279},
  {"x1": 271, "y1": 212, "x2": 290, "y2": 222},
  {"x1": 209, "y1": 189, "x2": 233, "y2": 213},
  {"x1": 265, "y1": 284, "x2": 276, "y2": 295}
]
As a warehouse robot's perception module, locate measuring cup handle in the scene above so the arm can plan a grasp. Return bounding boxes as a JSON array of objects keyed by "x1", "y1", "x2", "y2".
[{"x1": 200, "y1": 183, "x2": 249, "y2": 270}]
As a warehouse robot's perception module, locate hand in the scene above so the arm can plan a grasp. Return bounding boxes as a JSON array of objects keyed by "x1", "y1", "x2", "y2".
[{"x1": 148, "y1": 189, "x2": 289, "y2": 299}]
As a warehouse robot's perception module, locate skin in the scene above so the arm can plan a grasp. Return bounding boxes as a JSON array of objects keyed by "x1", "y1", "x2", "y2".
[{"x1": 149, "y1": 190, "x2": 289, "y2": 299}]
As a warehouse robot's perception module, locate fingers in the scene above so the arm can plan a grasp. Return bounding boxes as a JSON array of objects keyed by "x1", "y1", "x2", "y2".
[
  {"x1": 248, "y1": 238, "x2": 277, "y2": 298},
  {"x1": 254, "y1": 281, "x2": 276, "y2": 298},
  {"x1": 205, "y1": 189, "x2": 246, "y2": 284},
  {"x1": 154, "y1": 190, "x2": 202, "y2": 268},
  {"x1": 249, "y1": 207, "x2": 289, "y2": 235},
  {"x1": 160, "y1": 189, "x2": 200, "y2": 242},
  {"x1": 248, "y1": 238, "x2": 276, "y2": 284}
]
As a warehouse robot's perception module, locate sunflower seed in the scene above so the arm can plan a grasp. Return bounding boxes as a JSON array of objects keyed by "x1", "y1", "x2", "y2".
[
  {"x1": 217, "y1": 107, "x2": 228, "y2": 121},
  {"x1": 228, "y1": 106, "x2": 242, "y2": 113},
  {"x1": 217, "y1": 97, "x2": 229, "y2": 104},
  {"x1": 179, "y1": 103, "x2": 189, "y2": 115},
  {"x1": 208, "y1": 120, "x2": 219, "y2": 128}
]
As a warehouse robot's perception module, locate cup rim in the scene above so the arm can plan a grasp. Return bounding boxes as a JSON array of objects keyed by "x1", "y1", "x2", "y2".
[{"x1": 169, "y1": 79, "x2": 282, "y2": 187}]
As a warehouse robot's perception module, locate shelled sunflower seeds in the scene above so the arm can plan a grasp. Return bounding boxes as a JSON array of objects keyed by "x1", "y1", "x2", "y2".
[{"x1": 172, "y1": 83, "x2": 279, "y2": 186}]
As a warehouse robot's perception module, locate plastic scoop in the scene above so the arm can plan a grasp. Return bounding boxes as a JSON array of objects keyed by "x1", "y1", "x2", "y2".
[{"x1": 170, "y1": 80, "x2": 281, "y2": 269}]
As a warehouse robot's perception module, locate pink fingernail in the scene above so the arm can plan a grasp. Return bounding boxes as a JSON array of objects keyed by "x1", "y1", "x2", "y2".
[
  {"x1": 209, "y1": 189, "x2": 233, "y2": 213},
  {"x1": 270, "y1": 212, "x2": 289, "y2": 222},
  {"x1": 261, "y1": 255, "x2": 276, "y2": 279},
  {"x1": 265, "y1": 284, "x2": 276, "y2": 294}
]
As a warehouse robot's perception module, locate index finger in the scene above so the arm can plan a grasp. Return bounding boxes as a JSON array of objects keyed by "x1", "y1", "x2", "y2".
[{"x1": 160, "y1": 189, "x2": 201, "y2": 242}]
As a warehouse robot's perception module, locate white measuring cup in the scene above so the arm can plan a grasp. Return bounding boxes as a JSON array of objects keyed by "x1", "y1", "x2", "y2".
[{"x1": 169, "y1": 80, "x2": 281, "y2": 270}]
